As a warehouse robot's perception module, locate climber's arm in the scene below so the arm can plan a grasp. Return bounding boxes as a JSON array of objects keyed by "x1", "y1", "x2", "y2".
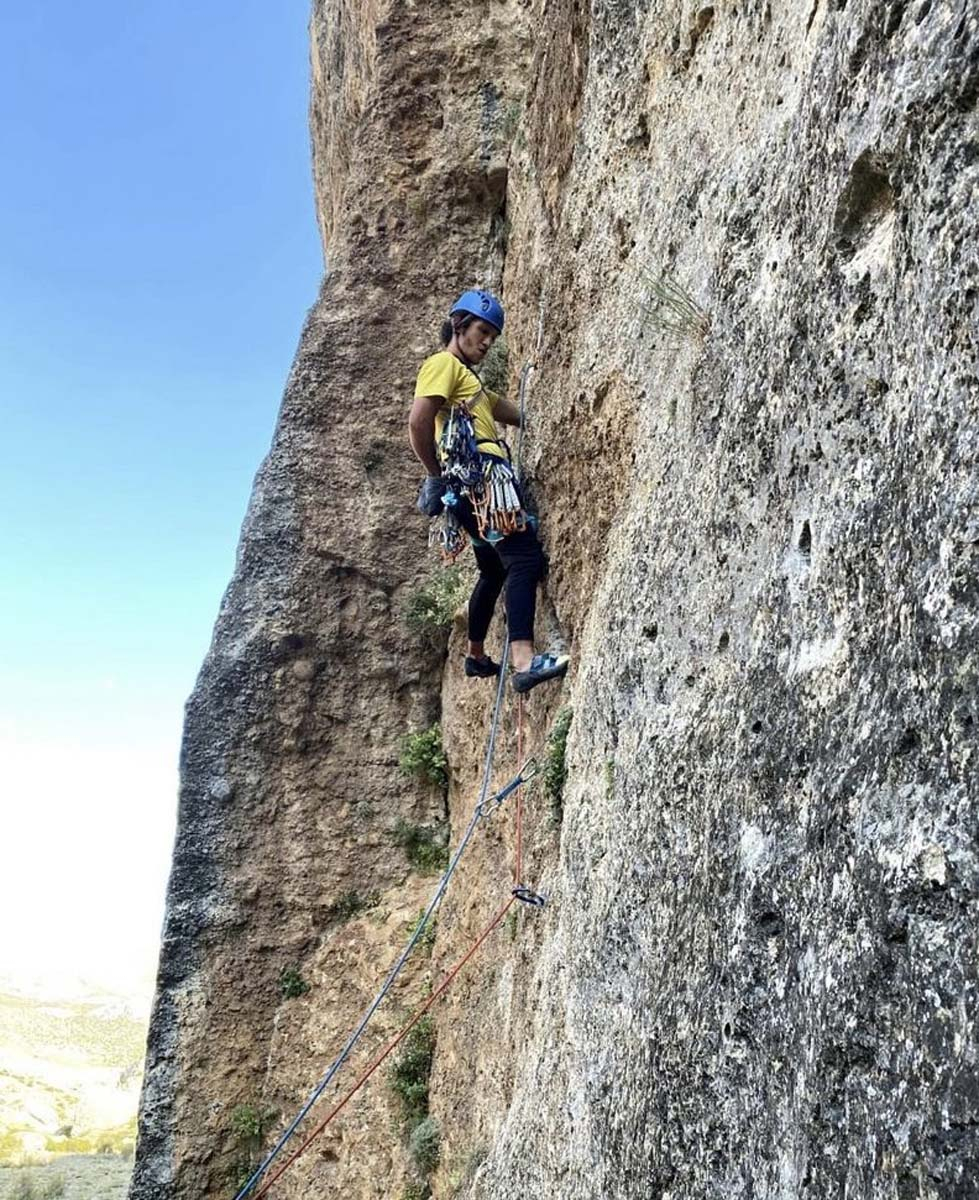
[
  {"x1": 408, "y1": 395, "x2": 444, "y2": 476},
  {"x1": 493, "y1": 396, "x2": 521, "y2": 427}
]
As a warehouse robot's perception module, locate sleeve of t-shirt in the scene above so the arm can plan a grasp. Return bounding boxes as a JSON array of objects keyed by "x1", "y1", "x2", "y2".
[
  {"x1": 486, "y1": 388, "x2": 500, "y2": 412},
  {"x1": 414, "y1": 353, "x2": 458, "y2": 401}
]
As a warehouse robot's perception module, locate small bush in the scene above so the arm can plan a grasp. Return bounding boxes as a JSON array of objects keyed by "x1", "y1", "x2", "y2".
[
  {"x1": 479, "y1": 336, "x2": 509, "y2": 395},
  {"x1": 278, "y1": 966, "x2": 310, "y2": 999},
  {"x1": 404, "y1": 567, "x2": 469, "y2": 633},
  {"x1": 230, "y1": 1102, "x2": 277, "y2": 1147},
  {"x1": 540, "y1": 707, "x2": 573, "y2": 825},
  {"x1": 402, "y1": 1184, "x2": 431, "y2": 1200},
  {"x1": 389, "y1": 1017, "x2": 435, "y2": 1128},
  {"x1": 393, "y1": 819, "x2": 450, "y2": 875},
  {"x1": 409, "y1": 1117, "x2": 441, "y2": 1175},
  {"x1": 398, "y1": 724, "x2": 448, "y2": 789},
  {"x1": 325, "y1": 889, "x2": 380, "y2": 924},
  {"x1": 41, "y1": 1177, "x2": 65, "y2": 1199}
]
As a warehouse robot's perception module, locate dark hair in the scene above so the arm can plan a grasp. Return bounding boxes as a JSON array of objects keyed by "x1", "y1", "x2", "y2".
[{"x1": 440, "y1": 313, "x2": 475, "y2": 346}]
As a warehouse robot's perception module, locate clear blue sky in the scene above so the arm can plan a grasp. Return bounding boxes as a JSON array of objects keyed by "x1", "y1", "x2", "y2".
[{"x1": 0, "y1": 1, "x2": 320, "y2": 994}]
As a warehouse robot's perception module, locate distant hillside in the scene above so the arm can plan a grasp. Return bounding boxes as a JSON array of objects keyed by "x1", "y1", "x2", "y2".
[{"x1": 0, "y1": 980, "x2": 146, "y2": 1163}]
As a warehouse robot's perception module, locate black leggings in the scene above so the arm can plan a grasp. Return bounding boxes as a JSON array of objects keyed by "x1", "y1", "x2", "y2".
[{"x1": 454, "y1": 497, "x2": 544, "y2": 644}]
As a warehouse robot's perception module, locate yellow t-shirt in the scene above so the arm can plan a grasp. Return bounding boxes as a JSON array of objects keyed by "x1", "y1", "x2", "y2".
[{"x1": 414, "y1": 351, "x2": 506, "y2": 461}]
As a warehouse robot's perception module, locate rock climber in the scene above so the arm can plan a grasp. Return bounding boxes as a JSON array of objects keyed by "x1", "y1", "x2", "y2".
[{"x1": 408, "y1": 289, "x2": 569, "y2": 695}]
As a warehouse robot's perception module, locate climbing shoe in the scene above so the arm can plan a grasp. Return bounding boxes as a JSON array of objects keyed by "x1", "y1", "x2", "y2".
[
  {"x1": 511, "y1": 652, "x2": 570, "y2": 695},
  {"x1": 464, "y1": 654, "x2": 501, "y2": 678}
]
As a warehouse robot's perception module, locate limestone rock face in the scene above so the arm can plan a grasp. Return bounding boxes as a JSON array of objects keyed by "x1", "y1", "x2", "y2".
[{"x1": 132, "y1": 2, "x2": 979, "y2": 1199}]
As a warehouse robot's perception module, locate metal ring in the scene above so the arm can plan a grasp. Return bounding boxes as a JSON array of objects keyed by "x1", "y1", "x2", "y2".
[{"x1": 518, "y1": 756, "x2": 539, "y2": 782}]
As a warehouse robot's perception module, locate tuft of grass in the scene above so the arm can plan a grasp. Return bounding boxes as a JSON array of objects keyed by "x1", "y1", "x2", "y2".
[
  {"x1": 540, "y1": 707, "x2": 573, "y2": 825},
  {"x1": 604, "y1": 758, "x2": 615, "y2": 802},
  {"x1": 449, "y1": 1145, "x2": 489, "y2": 1195},
  {"x1": 9, "y1": 1173, "x2": 67, "y2": 1200},
  {"x1": 500, "y1": 100, "x2": 522, "y2": 141},
  {"x1": 325, "y1": 889, "x2": 381, "y2": 924},
  {"x1": 406, "y1": 908, "x2": 437, "y2": 954},
  {"x1": 403, "y1": 567, "x2": 470, "y2": 633},
  {"x1": 638, "y1": 269, "x2": 709, "y2": 342},
  {"x1": 401, "y1": 1184, "x2": 432, "y2": 1200},
  {"x1": 478, "y1": 336, "x2": 509, "y2": 396},
  {"x1": 278, "y1": 966, "x2": 310, "y2": 999},
  {"x1": 392, "y1": 820, "x2": 450, "y2": 875},
  {"x1": 398, "y1": 724, "x2": 448, "y2": 789},
  {"x1": 408, "y1": 1117, "x2": 441, "y2": 1175},
  {"x1": 389, "y1": 1017, "x2": 436, "y2": 1129}
]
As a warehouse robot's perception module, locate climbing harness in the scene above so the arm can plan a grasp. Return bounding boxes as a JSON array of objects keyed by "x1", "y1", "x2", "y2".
[
  {"x1": 429, "y1": 362, "x2": 529, "y2": 561},
  {"x1": 234, "y1": 361, "x2": 545, "y2": 1200}
]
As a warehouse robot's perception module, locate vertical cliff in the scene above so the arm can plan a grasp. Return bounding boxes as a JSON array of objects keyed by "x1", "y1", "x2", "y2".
[{"x1": 132, "y1": 2, "x2": 979, "y2": 1198}]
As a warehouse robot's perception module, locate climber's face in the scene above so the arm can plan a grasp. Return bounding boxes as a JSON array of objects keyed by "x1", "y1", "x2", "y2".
[{"x1": 457, "y1": 319, "x2": 499, "y2": 364}]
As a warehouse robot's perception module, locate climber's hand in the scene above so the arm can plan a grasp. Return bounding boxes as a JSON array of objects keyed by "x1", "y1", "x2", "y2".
[{"x1": 416, "y1": 475, "x2": 446, "y2": 517}]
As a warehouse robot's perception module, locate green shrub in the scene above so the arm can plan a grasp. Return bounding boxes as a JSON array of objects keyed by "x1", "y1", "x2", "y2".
[
  {"x1": 393, "y1": 819, "x2": 450, "y2": 875},
  {"x1": 402, "y1": 1184, "x2": 431, "y2": 1200},
  {"x1": 409, "y1": 1117, "x2": 441, "y2": 1174},
  {"x1": 389, "y1": 1017, "x2": 435, "y2": 1128},
  {"x1": 479, "y1": 336, "x2": 509, "y2": 395},
  {"x1": 325, "y1": 889, "x2": 380, "y2": 924},
  {"x1": 540, "y1": 707, "x2": 573, "y2": 825},
  {"x1": 278, "y1": 966, "x2": 310, "y2": 999},
  {"x1": 398, "y1": 724, "x2": 448, "y2": 789},
  {"x1": 403, "y1": 567, "x2": 470, "y2": 632},
  {"x1": 40, "y1": 1177, "x2": 65, "y2": 1199},
  {"x1": 230, "y1": 1102, "x2": 276, "y2": 1147},
  {"x1": 227, "y1": 1102, "x2": 276, "y2": 1191}
]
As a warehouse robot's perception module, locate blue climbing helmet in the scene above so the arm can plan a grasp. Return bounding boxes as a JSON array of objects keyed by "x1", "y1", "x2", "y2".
[{"x1": 449, "y1": 289, "x2": 505, "y2": 334}]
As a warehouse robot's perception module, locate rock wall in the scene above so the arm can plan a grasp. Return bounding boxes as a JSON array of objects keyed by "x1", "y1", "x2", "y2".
[{"x1": 132, "y1": 2, "x2": 979, "y2": 1198}]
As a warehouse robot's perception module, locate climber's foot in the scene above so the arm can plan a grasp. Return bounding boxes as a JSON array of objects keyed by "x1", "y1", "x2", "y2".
[
  {"x1": 465, "y1": 654, "x2": 502, "y2": 678},
  {"x1": 511, "y1": 652, "x2": 570, "y2": 695}
]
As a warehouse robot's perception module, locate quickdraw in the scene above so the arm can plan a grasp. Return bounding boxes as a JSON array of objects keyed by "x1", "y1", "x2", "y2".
[{"x1": 433, "y1": 395, "x2": 527, "y2": 557}]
